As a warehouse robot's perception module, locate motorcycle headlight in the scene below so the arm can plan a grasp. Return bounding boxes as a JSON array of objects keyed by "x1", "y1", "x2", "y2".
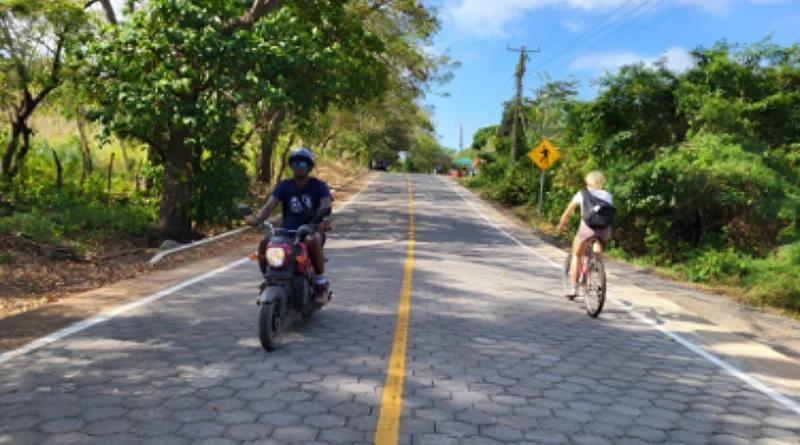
[{"x1": 266, "y1": 247, "x2": 287, "y2": 268}]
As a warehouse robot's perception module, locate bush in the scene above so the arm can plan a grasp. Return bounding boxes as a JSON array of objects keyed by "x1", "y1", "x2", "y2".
[
  {"x1": 191, "y1": 151, "x2": 250, "y2": 228},
  {"x1": 671, "y1": 246, "x2": 800, "y2": 313},
  {"x1": 743, "y1": 255, "x2": 800, "y2": 313},
  {"x1": 612, "y1": 133, "x2": 798, "y2": 260},
  {"x1": 0, "y1": 252, "x2": 15, "y2": 264},
  {"x1": 0, "y1": 191, "x2": 158, "y2": 245},
  {"x1": 680, "y1": 249, "x2": 751, "y2": 284}
]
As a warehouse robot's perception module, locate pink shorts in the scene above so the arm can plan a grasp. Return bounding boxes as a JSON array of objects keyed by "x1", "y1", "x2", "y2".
[{"x1": 576, "y1": 220, "x2": 612, "y2": 242}]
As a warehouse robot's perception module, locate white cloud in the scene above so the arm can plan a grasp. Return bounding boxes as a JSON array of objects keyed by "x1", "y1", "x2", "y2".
[
  {"x1": 569, "y1": 46, "x2": 694, "y2": 73},
  {"x1": 563, "y1": 20, "x2": 585, "y2": 32},
  {"x1": 444, "y1": 0, "x2": 778, "y2": 38}
]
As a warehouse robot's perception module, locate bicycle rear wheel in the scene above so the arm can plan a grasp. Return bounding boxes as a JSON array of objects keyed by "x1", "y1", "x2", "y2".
[{"x1": 585, "y1": 258, "x2": 606, "y2": 318}]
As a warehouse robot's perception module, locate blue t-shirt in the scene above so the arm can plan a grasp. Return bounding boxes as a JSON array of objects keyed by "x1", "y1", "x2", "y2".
[{"x1": 271, "y1": 177, "x2": 331, "y2": 231}]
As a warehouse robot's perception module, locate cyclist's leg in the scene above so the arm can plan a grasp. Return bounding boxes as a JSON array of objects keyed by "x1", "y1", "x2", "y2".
[{"x1": 570, "y1": 236, "x2": 584, "y2": 286}]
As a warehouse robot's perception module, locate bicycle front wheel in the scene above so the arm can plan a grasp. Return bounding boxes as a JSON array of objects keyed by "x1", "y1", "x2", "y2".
[{"x1": 585, "y1": 258, "x2": 606, "y2": 318}]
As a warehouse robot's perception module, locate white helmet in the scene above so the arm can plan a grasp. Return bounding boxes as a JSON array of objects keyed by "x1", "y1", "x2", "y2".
[{"x1": 288, "y1": 148, "x2": 315, "y2": 170}]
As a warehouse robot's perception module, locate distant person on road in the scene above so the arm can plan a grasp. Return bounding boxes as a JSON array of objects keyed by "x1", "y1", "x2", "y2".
[
  {"x1": 247, "y1": 148, "x2": 332, "y2": 303},
  {"x1": 556, "y1": 170, "x2": 614, "y2": 298}
]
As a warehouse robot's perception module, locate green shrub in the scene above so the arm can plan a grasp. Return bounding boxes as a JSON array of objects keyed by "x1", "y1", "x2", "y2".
[{"x1": 0, "y1": 251, "x2": 17, "y2": 264}]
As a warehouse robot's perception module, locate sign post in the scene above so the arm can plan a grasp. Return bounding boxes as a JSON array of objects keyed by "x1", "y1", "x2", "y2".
[{"x1": 527, "y1": 139, "x2": 562, "y2": 229}]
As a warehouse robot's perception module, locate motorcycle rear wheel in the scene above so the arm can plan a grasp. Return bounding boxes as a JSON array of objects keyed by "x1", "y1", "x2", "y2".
[{"x1": 258, "y1": 301, "x2": 282, "y2": 352}]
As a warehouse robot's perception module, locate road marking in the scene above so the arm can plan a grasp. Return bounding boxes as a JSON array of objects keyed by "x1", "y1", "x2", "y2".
[
  {"x1": 336, "y1": 172, "x2": 379, "y2": 212},
  {"x1": 445, "y1": 177, "x2": 800, "y2": 416},
  {"x1": 374, "y1": 175, "x2": 415, "y2": 445},
  {"x1": 0, "y1": 258, "x2": 249, "y2": 365},
  {"x1": 0, "y1": 174, "x2": 380, "y2": 365}
]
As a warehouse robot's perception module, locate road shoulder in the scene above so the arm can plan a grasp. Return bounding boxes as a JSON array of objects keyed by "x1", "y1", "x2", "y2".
[{"x1": 449, "y1": 176, "x2": 800, "y2": 405}]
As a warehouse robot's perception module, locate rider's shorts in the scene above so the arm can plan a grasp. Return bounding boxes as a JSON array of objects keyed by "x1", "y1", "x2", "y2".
[{"x1": 576, "y1": 220, "x2": 612, "y2": 242}]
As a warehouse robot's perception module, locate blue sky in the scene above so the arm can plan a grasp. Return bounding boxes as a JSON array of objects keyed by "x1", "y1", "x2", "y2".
[{"x1": 424, "y1": 0, "x2": 800, "y2": 150}]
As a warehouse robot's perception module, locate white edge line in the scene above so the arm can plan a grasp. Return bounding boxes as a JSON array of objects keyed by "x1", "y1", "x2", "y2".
[
  {"x1": 334, "y1": 171, "x2": 379, "y2": 212},
  {"x1": 444, "y1": 177, "x2": 800, "y2": 416},
  {"x1": 0, "y1": 258, "x2": 249, "y2": 365},
  {"x1": 0, "y1": 173, "x2": 378, "y2": 365}
]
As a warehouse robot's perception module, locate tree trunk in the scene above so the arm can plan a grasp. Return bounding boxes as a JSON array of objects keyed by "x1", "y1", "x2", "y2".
[
  {"x1": 106, "y1": 152, "x2": 115, "y2": 194},
  {"x1": 257, "y1": 108, "x2": 285, "y2": 183},
  {"x1": 2, "y1": 122, "x2": 24, "y2": 179},
  {"x1": 144, "y1": 148, "x2": 156, "y2": 195},
  {"x1": 51, "y1": 149, "x2": 63, "y2": 190},
  {"x1": 76, "y1": 110, "x2": 93, "y2": 178},
  {"x1": 159, "y1": 130, "x2": 193, "y2": 238},
  {"x1": 274, "y1": 131, "x2": 296, "y2": 184},
  {"x1": 258, "y1": 131, "x2": 274, "y2": 184},
  {"x1": 320, "y1": 131, "x2": 338, "y2": 156},
  {"x1": 119, "y1": 139, "x2": 132, "y2": 171},
  {"x1": 3, "y1": 121, "x2": 33, "y2": 180},
  {"x1": 97, "y1": 0, "x2": 118, "y2": 25}
]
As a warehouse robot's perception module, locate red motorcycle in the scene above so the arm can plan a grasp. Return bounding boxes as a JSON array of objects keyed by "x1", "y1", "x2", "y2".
[{"x1": 250, "y1": 206, "x2": 332, "y2": 351}]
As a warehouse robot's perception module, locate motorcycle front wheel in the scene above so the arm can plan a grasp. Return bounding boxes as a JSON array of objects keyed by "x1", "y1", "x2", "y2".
[{"x1": 258, "y1": 301, "x2": 282, "y2": 352}]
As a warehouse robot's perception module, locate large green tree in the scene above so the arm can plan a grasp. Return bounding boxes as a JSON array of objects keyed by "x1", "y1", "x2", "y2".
[
  {"x1": 82, "y1": 0, "x2": 389, "y2": 236},
  {"x1": 0, "y1": 0, "x2": 92, "y2": 181}
]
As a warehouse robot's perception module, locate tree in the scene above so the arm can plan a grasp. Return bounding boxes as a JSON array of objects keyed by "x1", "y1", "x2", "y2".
[
  {"x1": 82, "y1": 0, "x2": 390, "y2": 236},
  {"x1": 471, "y1": 125, "x2": 498, "y2": 151},
  {"x1": 0, "y1": 0, "x2": 91, "y2": 182},
  {"x1": 527, "y1": 72, "x2": 580, "y2": 139}
]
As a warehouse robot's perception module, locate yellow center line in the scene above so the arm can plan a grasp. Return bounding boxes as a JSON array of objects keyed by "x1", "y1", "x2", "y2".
[{"x1": 373, "y1": 175, "x2": 415, "y2": 445}]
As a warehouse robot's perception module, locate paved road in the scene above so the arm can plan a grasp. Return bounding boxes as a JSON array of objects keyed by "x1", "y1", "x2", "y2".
[{"x1": 1, "y1": 173, "x2": 798, "y2": 445}]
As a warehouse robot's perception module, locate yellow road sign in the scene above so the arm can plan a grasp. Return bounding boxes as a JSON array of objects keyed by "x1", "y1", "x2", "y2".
[{"x1": 528, "y1": 139, "x2": 561, "y2": 171}]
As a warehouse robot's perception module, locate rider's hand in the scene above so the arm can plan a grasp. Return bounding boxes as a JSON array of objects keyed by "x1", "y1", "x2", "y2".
[
  {"x1": 556, "y1": 224, "x2": 565, "y2": 233},
  {"x1": 245, "y1": 215, "x2": 261, "y2": 227},
  {"x1": 319, "y1": 220, "x2": 331, "y2": 232}
]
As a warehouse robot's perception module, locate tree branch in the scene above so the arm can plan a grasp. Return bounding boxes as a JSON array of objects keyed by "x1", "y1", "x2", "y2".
[
  {"x1": 84, "y1": 0, "x2": 118, "y2": 24},
  {"x1": 98, "y1": 0, "x2": 118, "y2": 25},
  {"x1": 220, "y1": 0, "x2": 284, "y2": 37},
  {"x1": 23, "y1": 38, "x2": 64, "y2": 121}
]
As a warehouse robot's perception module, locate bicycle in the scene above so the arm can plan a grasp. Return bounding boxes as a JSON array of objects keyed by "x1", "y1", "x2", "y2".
[{"x1": 562, "y1": 237, "x2": 607, "y2": 318}]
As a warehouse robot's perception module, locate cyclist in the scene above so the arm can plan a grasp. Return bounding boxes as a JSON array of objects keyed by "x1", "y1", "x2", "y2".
[{"x1": 556, "y1": 170, "x2": 614, "y2": 299}]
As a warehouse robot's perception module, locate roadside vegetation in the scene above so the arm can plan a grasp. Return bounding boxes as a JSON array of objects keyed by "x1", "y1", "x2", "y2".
[
  {"x1": 1, "y1": 0, "x2": 456, "y2": 261},
  {"x1": 465, "y1": 37, "x2": 800, "y2": 315}
]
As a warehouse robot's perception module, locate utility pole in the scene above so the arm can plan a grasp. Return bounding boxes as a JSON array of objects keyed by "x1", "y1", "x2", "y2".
[
  {"x1": 507, "y1": 45, "x2": 540, "y2": 165},
  {"x1": 459, "y1": 123, "x2": 463, "y2": 152}
]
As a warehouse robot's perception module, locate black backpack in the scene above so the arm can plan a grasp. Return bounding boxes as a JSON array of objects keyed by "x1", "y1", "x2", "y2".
[{"x1": 580, "y1": 189, "x2": 616, "y2": 229}]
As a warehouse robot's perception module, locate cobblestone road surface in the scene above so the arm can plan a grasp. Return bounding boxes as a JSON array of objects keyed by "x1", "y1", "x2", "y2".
[{"x1": 1, "y1": 173, "x2": 798, "y2": 445}]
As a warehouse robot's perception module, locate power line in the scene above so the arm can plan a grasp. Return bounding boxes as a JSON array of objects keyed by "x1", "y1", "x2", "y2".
[
  {"x1": 475, "y1": 6, "x2": 542, "y2": 91},
  {"x1": 554, "y1": 0, "x2": 669, "y2": 72},
  {"x1": 529, "y1": 0, "x2": 642, "y2": 71},
  {"x1": 533, "y1": 0, "x2": 659, "y2": 72},
  {"x1": 539, "y1": 6, "x2": 593, "y2": 53}
]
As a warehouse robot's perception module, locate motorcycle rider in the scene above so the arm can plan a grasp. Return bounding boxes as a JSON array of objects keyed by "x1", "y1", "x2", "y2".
[{"x1": 246, "y1": 148, "x2": 332, "y2": 304}]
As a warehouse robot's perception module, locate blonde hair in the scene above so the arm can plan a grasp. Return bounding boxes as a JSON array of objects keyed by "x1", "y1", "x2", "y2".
[{"x1": 586, "y1": 170, "x2": 606, "y2": 189}]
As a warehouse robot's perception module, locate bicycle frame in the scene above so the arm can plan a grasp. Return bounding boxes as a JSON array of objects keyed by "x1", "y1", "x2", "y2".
[{"x1": 577, "y1": 238, "x2": 601, "y2": 286}]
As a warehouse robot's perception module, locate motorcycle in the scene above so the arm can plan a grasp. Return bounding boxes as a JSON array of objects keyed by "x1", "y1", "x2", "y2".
[{"x1": 250, "y1": 206, "x2": 333, "y2": 352}]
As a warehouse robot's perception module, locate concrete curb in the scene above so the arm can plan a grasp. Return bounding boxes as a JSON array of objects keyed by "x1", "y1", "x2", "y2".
[{"x1": 147, "y1": 169, "x2": 371, "y2": 265}]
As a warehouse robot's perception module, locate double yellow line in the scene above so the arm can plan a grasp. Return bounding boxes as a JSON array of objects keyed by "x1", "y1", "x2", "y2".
[{"x1": 373, "y1": 175, "x2": 415, "y2": 445}]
